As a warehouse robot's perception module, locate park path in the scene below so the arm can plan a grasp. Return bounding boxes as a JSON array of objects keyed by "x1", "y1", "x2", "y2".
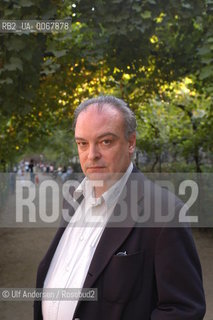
[{"x1": 0, "y1": 173, "x2": 212, "y2": 319}]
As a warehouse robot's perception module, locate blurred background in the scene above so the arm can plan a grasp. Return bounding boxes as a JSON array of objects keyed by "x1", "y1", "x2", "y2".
[{"x1": 0, "y1": 0, "x2": 212, "y2": 319}]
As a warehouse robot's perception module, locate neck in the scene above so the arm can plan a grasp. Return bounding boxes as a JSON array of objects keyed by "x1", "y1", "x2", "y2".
[
  {"x1": 93, "y1": 173, "x2": 125, "y2": 198},
  {"x1": 94, "y1": 186, "x2": 107, "y2": 198}
]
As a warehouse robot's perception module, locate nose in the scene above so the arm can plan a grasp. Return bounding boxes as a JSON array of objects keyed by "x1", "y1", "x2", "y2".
[{"x1": 87, "y1": 144, "x2": 101, "y2": 161}]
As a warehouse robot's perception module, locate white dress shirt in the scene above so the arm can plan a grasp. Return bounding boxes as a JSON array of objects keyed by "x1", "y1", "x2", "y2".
[{"x1": 42, "y1": 162, "x2": 133, "y2": 320}]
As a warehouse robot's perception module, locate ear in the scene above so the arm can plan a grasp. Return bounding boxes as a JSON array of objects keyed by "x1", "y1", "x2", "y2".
[{"x1": 128, "y1": 132, "x2": 136, "y2": 155}]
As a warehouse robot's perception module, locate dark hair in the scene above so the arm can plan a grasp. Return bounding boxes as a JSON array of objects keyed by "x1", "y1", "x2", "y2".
[{"x1": 73, "y1": 95, "x2": 136, "y2": 139}]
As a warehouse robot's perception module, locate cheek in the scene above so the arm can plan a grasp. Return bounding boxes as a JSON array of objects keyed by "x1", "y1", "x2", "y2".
[
  {"x1": 103, "y1": 149, "x2": 125, "y2": 165},
  {"x1": 78, "y1": 153, "x2": 86, "y2": 165}
]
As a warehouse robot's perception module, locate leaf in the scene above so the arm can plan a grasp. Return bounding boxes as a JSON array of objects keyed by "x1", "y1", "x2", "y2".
[
  {"x1": 4, "y1": 9, "x2": 14, "y2": 16},
  {"x1": 41, "y1": 63, "x2": 60, "y2": 76},
  {"x1": 197, "y1": 46, "x2": 211, "y2": 56},
  {"x1": 132, "y1": 3, "x2": 141, "y2": 13},
  {"x1": 0, "y1": 78, "x2": 13, "y2": 84},
  {"x1": 199, "y1": 66, "x2": 213, "y2": 80},
  {"x1": 5, "y1": 57, "x2": 23, "y2": 71},
  {"x1": 141, "y1": 11, "x2": 152, "y2": 19},
  {"x1": 207, "y1": 37, "x2": 213, "y2": 43},
  {"x1": 52, "y1": 50, "x2": 67, "y2": 58},
  {"x1": 181, "y1": 3, "x2": 192, "y2": 9},
  {"x1": 6, "y1": 38, "x2": 26, "y2": 51},
  {"x1": 19, "y1": 0, "x2": 34, "y2": 7},
  {"x1": 205, "y1": 86, "x2": 213, "y2": 93},
  {"x1": 201, "y1": 57, "x2": 213, "y2": 64}
]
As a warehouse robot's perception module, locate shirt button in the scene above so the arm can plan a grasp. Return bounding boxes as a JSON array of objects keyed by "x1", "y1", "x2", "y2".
[{"x1": 80, "y1": 235, "x2": 84, "y2": 241}]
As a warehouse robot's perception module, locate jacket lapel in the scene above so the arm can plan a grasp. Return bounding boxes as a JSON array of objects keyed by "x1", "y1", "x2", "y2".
[{"x1": 81, "y1": 167, "x2": 145, "y2": 289}]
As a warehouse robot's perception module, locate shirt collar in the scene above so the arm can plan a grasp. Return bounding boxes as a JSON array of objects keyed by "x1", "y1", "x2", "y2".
[{"x1": 73, "y1": 162, "x2": 133, "y2": 208}]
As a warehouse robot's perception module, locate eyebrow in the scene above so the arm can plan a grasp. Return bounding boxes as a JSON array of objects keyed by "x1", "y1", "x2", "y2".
[{"x1": 75, "y1": 132, "x2": 119, "y2": 141}]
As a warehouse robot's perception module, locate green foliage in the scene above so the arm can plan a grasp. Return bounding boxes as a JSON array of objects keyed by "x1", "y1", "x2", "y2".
[
  {"x1": 0, "y1": 0, "x2": 212, "y2": 171},
  {"x1": 196, "y1": 12, "x2": 213, "y2": 93},
  {"x1": 136, "y1": 78, "x2": 213, "y2": 171},
  {"x1": 0, "y1": 0, "x2": 58, "y2": 115},
  {"x1": 41, "y1": 129, "x2": 76, "y2": 166}
]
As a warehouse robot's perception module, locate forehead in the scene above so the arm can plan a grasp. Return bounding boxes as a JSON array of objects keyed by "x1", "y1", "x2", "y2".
[{"x1": 75, "y1": 104, "x2": 125, "y2": 137}]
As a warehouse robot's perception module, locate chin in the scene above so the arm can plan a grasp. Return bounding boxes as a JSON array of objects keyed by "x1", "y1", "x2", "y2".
[
  {"x1": 86, "y1": 172, "x2": 109, "y2": 181},
  {"x1": 86, "y1": 171, "x2": 122, "y2": 185}
]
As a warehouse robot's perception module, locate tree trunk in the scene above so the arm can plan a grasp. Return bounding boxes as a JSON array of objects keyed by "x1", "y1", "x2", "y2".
[
  {"x1": 151, "y1": 154, "x2": 159, "y2": 172},
  {"x1": 194, "y1": 148, "x2": 202, "y2": 172}
]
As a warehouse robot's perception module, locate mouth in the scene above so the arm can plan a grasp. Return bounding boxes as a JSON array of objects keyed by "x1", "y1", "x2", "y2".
[{"x1": 86, "y1": 166, "x2": 106, "y2": 171}]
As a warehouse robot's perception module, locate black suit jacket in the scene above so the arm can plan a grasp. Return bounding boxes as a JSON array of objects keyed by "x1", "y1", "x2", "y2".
[{"x1": 34, "y1": 168, "x2": 206, "y2": 319}]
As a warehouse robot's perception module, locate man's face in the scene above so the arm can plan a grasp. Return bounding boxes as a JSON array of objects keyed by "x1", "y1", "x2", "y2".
[{"x1": 75, "y1": 104, "x2": 136, "y2": 182}]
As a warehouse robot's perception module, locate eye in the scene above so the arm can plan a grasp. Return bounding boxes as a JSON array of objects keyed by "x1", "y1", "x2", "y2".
[
  {"x1": 77, "y1": 141, "x2": 88, "y2": 148},
  {"x1": 101, "y1": 139, "x2": 112, "y2": 146}
]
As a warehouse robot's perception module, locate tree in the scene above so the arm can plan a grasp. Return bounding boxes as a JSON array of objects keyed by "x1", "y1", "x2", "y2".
[{"x1": 0, "y1": 0, "x2": 212, "y2": 171}]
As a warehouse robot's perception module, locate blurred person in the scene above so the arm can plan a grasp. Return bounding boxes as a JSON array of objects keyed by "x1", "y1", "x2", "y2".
[{"x1": 29, "y1": 159, "x2": 35, "y2": 183}]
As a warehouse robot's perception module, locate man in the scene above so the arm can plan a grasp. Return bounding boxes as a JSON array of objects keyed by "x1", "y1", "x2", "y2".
[
  {"x1": 34, "y1": 95, "x2": 206, "y2": 319},
  {"x1": 29, "y1": 159, "x2": 35, "y2": 183}
]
